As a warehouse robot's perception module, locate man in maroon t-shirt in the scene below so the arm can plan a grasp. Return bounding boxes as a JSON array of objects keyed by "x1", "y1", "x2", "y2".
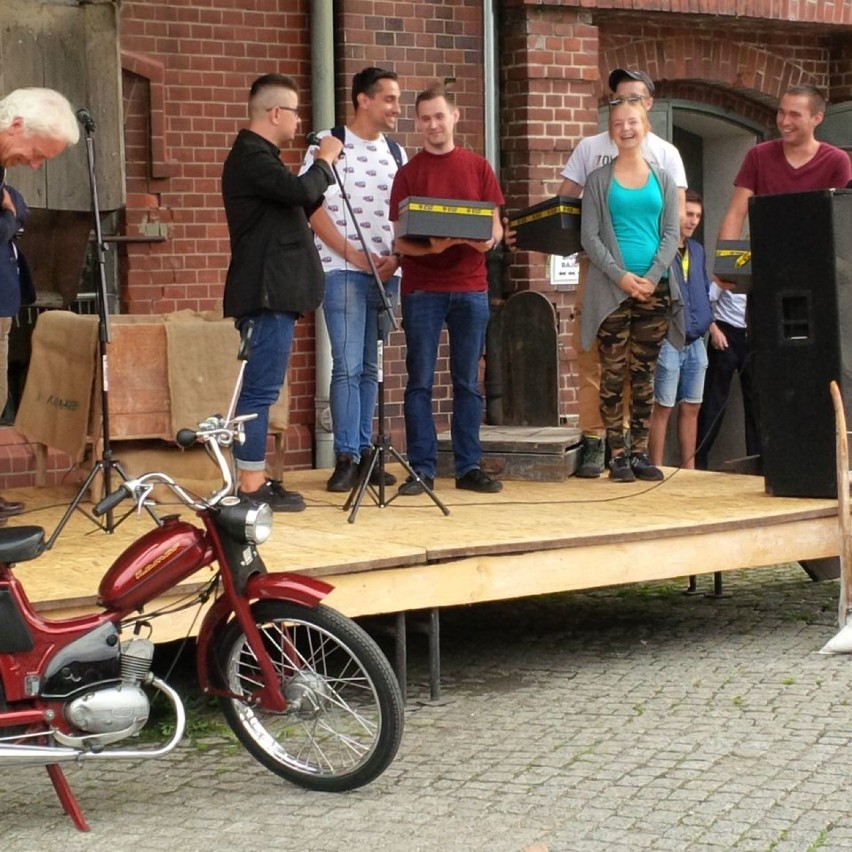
[
  {"x1": 698, "y1": 84, "x2": 851, "y2": 469},
  {"x1": 719, "y1": 85, "x2": 850, "y2": 237},
  {"x1": 390, "y1": 84, "x2": 504, "y2": 496}
]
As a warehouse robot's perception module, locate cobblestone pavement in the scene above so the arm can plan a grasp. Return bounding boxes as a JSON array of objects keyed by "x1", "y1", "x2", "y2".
[{"x1": 5, "y1": 564, "x2": 852, "y2": 852}]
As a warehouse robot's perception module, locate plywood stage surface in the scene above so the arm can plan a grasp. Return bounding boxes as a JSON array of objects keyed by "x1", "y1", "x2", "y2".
[{"x1": 8, "y1": 465, "x2": 842, "y2": 642}]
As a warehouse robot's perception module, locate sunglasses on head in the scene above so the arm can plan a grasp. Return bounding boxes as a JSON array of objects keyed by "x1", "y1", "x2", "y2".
[{"x1": 608, "y1": 95, "x2": 647, "y2": 106}]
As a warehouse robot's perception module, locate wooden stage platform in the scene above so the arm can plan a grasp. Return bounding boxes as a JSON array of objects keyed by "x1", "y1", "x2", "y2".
[{"x1": 12, "y1": 464, "x2": 843, "y2": 642}]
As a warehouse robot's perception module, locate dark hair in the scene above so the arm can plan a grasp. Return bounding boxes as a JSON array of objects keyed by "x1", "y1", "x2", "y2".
[
  {"x1": 784, "y1": 85, "x2": 827, "y2": 116},
  {"x1": 249, "y1": 73, "x2": 298, "y2": 101},
  {"x1": 685, "y1": 188, "x2": 704, "y2": 209},
  {"x1": 415, "y1": 83, "x2": 455, "y2": 113},
  {"x1": 351, "y1": 67, "x2": 398, "y2": 110},
  {"x1": 247, "y1": 74, "x2": 299, "y2": 119}
]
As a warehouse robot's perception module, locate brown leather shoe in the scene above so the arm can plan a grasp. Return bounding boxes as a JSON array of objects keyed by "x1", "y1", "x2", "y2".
[{"x1": 0, "y1": 496, "x2": 25, "y2": 517}]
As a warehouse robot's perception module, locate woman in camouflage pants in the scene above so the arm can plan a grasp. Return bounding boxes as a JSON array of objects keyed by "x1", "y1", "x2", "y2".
[{"x1": 579, "y1": 99, "x2": 682, "y2": 483}]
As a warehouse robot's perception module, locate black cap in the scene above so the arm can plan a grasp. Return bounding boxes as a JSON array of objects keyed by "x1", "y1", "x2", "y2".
[{"x1": 608, "y1": 69, "x2": 655, "y2": 96}]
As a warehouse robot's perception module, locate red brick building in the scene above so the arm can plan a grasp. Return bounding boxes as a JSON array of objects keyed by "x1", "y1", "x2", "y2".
[{"x1": 1, "y1": 0, "x2": 850, "y2": 485}]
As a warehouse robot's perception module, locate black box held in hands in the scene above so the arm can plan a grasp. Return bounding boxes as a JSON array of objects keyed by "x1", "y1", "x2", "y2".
[
  {"x1": 397, "y1": 197, "x2": 495, "y2": 241},
  {"x1": 508, "y1": 196, "x2": 582, "y2": 256},
  {"x1": 714, "y1": 240, "x2": 752, "y2": 292}
]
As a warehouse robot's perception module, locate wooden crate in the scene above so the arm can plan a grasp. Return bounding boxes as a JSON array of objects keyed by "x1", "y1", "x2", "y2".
[
  {"x1": 437, "y1": 425, "x2": 582, "y2": 482},
  {"x1": 105, "y1": 320, "x2": 172, "y2": 440},
  {"x1": 32, "y1": 313, "x2": 288, "y2": 485}
]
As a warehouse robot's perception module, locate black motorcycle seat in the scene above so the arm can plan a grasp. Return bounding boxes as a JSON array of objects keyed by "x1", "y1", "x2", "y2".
[{"x1": 0, "y1": 525, "x2": 46, "y2": 564}]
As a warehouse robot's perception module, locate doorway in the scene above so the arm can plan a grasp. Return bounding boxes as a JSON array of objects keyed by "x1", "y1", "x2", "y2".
[{"x1": 670, "y1": 105, "x2": 765, "y2": 468}]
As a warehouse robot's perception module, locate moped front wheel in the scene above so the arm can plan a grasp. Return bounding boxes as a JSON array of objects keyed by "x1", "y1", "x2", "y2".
[{"x1": 214, "y1": 600, "x2": 404, "y2": 792}]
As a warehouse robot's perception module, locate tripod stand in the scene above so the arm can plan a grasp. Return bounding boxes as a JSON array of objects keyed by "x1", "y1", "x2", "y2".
[
  {"x1": 46, "y1": 108, "x2": 157, "y2": 548},
  {"x1": 319, "y1": 154, "x2": 448, "y2": 523}
]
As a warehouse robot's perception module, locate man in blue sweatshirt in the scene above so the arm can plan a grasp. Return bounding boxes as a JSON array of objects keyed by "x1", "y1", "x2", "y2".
[{"x1": 648, "y1": 189, "x2": 714, "y2": 469}]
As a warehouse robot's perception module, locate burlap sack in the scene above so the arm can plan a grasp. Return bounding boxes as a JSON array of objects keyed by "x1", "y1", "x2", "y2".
[
  {"x1": 164, "y1": 311, "x2": 288, "y2": 434},
  {"x1": 15, "y1": 309, "x2": 289, "y2": 463},
  {"x1": 14, "y1": 311, "x2": 98, "y2": 459}
]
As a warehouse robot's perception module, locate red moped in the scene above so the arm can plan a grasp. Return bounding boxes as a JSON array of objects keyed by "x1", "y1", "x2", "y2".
[{"x1": 0, "y1": 404, "x2": 404, "y2": 830}]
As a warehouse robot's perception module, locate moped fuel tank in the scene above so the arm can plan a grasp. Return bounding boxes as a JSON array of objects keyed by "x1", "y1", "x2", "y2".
[{"x1": 98, "y1": 518, "x2": 210, "y2": 612}]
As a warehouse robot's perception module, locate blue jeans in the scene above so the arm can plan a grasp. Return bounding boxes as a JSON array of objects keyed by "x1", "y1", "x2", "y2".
[
  {"x1": 323, "y1": 270, "x2": 399, "y2": 459},
  {"x1": 401, "y1": 289, "x2": 490, "y2": 479},
  {"x1": 654, "y1": 338, "x2": 708, "y2": 407},
  {"x1": 233, "y1": 311, "x2": 297, "y2": 471}
]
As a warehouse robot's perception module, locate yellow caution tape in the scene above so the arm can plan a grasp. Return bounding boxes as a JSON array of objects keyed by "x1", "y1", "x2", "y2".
[
  {"x1": 716, "y1": 249, "x2": 751, "y2": 268},
  {"x1": 406, "y1": 202, "x2": 493, "y2": 217},
  {"x1": 510, "y1": 204, "x2": 581, "y2": 227}
]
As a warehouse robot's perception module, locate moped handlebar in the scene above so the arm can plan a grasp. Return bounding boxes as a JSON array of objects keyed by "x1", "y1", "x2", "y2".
[
  {"x1": 93, "y1": 485, "x2": 130, "y2": 517},
  {"x1": 175, "y1": 428, "x2": 198, "y2": 449},
  {"x1": 93, "y1": 410, "x2": 260, "y2": 516}
]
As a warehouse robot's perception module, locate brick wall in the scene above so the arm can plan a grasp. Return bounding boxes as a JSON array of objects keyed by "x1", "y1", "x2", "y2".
[{"x1": 118, "y1": 0, "x2": 317, "y2": 468}]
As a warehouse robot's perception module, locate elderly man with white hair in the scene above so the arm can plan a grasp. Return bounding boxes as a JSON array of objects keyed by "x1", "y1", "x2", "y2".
[{"x1": 0, "y1": 86, "x2": 79, "y2": 521}]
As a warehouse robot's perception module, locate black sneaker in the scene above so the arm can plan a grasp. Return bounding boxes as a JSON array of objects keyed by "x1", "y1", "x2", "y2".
[
  {"x1": 630, "y1": 452, "x2": 664, "y2": 481},
  {"x1": 455, "y1": 468, "x2": 503, "y2": 493},
  {"x1": 358, "y1": 454, "x2": 397, "y2": 487},
  {"x1": 397, "y1": 473, "x2": 434, "y2": 496},
  {"x1": 575, "y1": 436, "x2": 604, "y2": 478},
  {"x1": 370, "y1": 467, "x2": 397, "y2": 486},
  {"x1": 238, "y1": 479, "x2": 306, "y2": 512},
  {"x1": 327, "y1": 455, "x2": 358, "y2": 492},
  {"x1": 608, "y1": 455, "x2": 635, "y2": 483}
]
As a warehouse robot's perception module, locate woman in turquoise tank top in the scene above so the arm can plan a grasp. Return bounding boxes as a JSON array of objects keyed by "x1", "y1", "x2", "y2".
[{"x1": 580, "y1": 99, "x2": 681, "y2": 483}]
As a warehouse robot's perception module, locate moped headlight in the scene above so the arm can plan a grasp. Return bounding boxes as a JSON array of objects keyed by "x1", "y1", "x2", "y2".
[
  {"x1": 246, "y1": 501, "x2": 273, "y2": 544},
  {"x1": 217, "y1": 498, "x2": 273, "y2": 544}
]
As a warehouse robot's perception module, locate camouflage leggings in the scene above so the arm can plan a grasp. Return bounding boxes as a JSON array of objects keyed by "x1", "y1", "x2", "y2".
[{"x1": 597, "y1": 285, "x2": 671, "y2": 454}]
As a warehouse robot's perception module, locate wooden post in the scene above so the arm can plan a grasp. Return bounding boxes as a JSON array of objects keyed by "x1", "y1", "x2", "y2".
[{"x1": 830, "y1": 381, "x2": 852, "y2": 628}]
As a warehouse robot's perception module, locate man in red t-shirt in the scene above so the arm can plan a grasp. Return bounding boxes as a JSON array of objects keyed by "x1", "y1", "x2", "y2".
[
  {"x1": 721, "y1": 86, "x2": 850, "y2": 230},
  {"x1": 390, "y1": 84, "x2": 504, "y2": 496},
  {"x1": 698, "y1": 84, "x2": 852, "y2": 468}
]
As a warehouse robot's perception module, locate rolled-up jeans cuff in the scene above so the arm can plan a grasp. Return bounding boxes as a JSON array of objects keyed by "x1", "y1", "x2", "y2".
[{"x1": 235, "y1": 459, "x2": 267, "y2": 472}]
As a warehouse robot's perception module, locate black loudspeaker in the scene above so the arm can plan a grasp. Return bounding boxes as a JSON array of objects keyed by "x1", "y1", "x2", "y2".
[{"x1": 749, "y1": 189, "x2": 852, "y2": 498}]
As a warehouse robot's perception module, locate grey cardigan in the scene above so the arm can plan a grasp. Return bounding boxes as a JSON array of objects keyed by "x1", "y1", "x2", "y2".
[{"x1": 579, "y1": 159, "x2": 683, "y2": 351}]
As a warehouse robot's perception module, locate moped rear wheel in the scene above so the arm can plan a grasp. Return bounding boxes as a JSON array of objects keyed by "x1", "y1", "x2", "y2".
[{"x1": 214, "y1": 600, "x2": 403, "y2": 792}]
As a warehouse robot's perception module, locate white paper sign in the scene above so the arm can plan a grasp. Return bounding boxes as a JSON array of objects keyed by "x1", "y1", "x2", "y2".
[{"x1": 549, "y1": 253, "x2": 579, "y2": 288}]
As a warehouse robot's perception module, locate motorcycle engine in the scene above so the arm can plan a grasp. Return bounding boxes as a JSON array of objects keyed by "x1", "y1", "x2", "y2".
[
  {"x1": 63, "y1": 637, "x2": 155, "y2": 738},
  {"x1": 65, "y1": 683, "x2": 150, "y2": 735}
]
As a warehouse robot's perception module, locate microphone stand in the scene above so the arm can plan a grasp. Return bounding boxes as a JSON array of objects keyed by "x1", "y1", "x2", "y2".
[
  {"x1": 47, "y1": 109, "x2": 159, "y2": 548},
  {"x1": 318, "y1": 153, "x2": 448, "y2": 522}
]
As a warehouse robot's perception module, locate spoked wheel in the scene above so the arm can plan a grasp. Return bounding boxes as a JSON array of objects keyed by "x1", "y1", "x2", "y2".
[{"x1": 215, "y1": 601, "x2": 404, "y2": 792}]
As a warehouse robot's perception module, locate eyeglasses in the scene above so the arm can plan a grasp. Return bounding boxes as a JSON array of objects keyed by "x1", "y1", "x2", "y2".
[
  {"x1": 268, "y1": 105, "x2": 300, "y2": 116},
  {"x1": 608, "y1": 95, "x2": 647, "y2": 106}
]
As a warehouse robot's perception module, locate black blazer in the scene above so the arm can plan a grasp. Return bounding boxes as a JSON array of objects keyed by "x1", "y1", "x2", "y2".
[
  {"x1": 0, "y1": 184, "x2": 28, "y2": 317},
  {"x1": 222, "y1": 129, "x2": 334, "y2": 318}
]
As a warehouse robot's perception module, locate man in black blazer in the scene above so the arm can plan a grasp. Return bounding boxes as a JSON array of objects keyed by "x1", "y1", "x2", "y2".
[{"x1": 222, "y1": 73, "x2": 342, "y2": 511}]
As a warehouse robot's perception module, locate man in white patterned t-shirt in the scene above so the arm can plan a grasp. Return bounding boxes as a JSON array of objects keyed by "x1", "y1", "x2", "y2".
[
  {"x1": 558, "y1": 69, "x2": 687, "y2": 478},
  {"x1": 302, "y1": 67, "x2": 407, "y2": 492}
]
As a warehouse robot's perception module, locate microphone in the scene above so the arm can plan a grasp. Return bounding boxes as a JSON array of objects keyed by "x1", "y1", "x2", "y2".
[
  {"x1": 76, "y1": 107, "x2": 96, "y2": 132},
  {"x1": 306, "y1": 131, "x2": 344, "y2": 160}
]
